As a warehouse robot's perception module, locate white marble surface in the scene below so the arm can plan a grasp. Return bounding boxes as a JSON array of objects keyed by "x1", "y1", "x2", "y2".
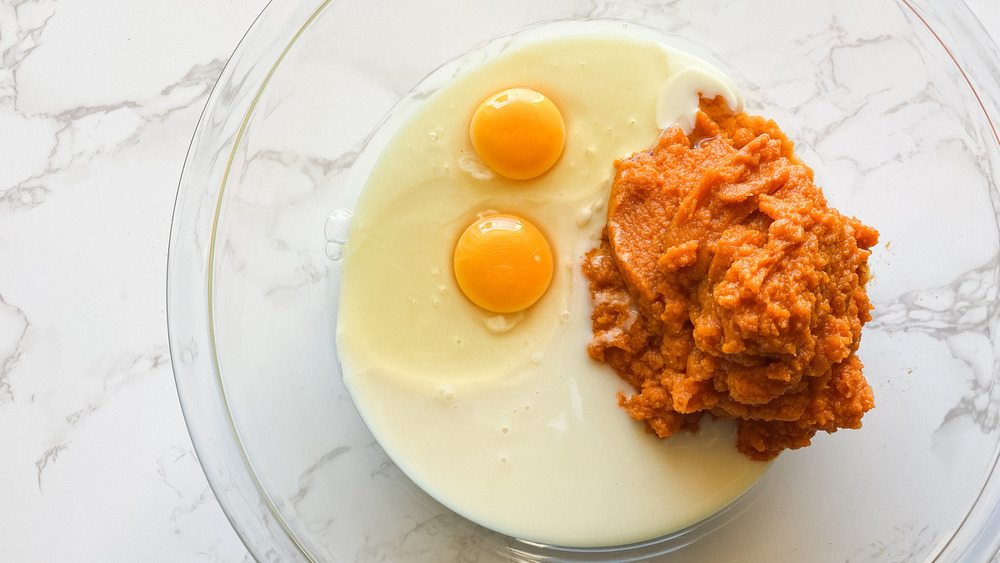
[{"x1": 3, "y1": 1, "x2": 1000, "y2": 562}]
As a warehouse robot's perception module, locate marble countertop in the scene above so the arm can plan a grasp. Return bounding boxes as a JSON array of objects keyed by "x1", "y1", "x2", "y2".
[
  {"x1": 3, "y1": 1, "x2": 1000, "y2": 561},
  {"x1": 1, "y1": 1, "x2": 265, "y2": 560}
]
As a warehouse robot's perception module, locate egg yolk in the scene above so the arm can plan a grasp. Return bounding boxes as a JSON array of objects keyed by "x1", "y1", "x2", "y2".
[
  {"x1": 469, "y1": 87, "x2": 565, "y2": 180},
  {"x1": 453, "y1": 214, "x2": 553, "y2": 314}
]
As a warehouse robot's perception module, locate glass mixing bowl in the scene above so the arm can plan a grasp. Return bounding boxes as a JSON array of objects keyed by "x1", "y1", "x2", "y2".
[{"x1": 167, "y1": 0, "x2": 1000, "y2": 560}]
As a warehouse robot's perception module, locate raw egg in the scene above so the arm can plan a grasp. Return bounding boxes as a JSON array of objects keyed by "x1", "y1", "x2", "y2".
[
  {"x1": 453, "y1": 214, "x2": 553, "y2": 313},
  {"x1": 469, "y1": 87, "x2": 565, "y2": 180}
]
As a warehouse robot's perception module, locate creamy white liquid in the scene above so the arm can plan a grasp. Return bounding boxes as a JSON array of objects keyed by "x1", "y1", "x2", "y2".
[{"x1": 337, "y1": 29, "x2": 768, "y2": 548}]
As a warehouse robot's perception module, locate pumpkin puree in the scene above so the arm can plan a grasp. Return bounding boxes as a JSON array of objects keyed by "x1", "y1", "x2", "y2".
[{"x1": 583, "y1": 97, "x2": 879, "y2": 461}]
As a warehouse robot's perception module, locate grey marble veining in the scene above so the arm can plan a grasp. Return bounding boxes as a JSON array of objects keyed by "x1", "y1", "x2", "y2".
[{"x1": 0, "y1": 0, "x2": 265, "y2": 561}]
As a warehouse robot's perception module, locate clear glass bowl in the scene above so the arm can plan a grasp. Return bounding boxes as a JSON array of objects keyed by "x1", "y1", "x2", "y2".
[{"x1": 166, "y1": 0, "x2": 1000, "y2": 560}]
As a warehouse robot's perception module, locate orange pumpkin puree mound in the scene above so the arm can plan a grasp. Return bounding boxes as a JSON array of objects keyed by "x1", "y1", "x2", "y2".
[{"x1": 583, "y1": 97, "x2": 879, "y2": 461}]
